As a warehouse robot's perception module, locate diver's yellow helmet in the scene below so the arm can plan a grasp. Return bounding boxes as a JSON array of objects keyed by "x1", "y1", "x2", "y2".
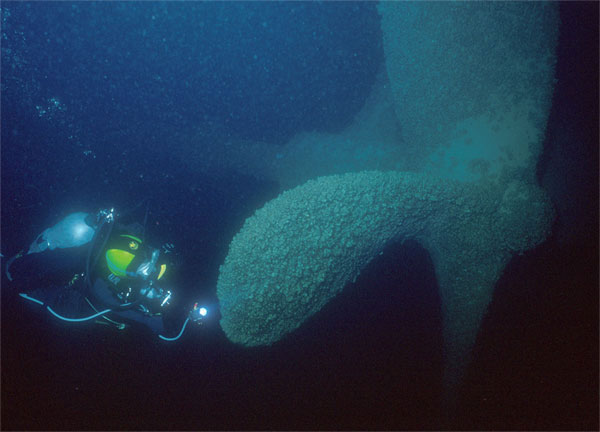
[
  {"x1": 105, "y1": 234, "x2": 142, "y2": 278},
  {"x1": 105, "y1": 234, "x2": 167, "y2": 280}
]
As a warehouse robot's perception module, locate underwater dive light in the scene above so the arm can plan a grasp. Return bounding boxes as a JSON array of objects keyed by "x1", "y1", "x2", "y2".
[{"x1": 191, "y1": 302, "x2": 208, "y2": 320}]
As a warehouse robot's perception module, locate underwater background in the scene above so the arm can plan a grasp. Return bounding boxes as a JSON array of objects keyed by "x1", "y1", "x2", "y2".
[{"x1": 1, "y1": 2, "x2": 597, "y2": 430}]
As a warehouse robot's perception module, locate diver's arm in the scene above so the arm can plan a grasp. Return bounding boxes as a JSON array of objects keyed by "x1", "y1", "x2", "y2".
[
  {"x1": 5, "y1": 245, "x2": 88, "y2": 288},
  {"x1": 188, "y1": 302, "x2": 209, "y2": 324}
]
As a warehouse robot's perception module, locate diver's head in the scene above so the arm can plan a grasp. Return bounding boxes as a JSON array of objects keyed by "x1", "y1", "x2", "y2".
[{"x1": 106, "y1": 232, "x2": 168, "y2": 283}]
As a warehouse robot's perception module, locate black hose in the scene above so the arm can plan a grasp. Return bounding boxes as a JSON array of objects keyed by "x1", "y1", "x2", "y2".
[
  {"x1": 5, "y1": 252, "x2": 22, "y2": 282},
  {"x1": 84, "y1": 218, "x2": 113, "y2": 294},
  {"x1": 114, "y1": 299, "x2": 141, "y2": 311}
]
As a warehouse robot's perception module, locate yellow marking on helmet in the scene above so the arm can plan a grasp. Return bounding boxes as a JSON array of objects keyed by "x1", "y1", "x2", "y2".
[
  {"x1": 128, "y1": 241, "x2": 139, "y2": 251},
  {"x1": 157, "y1": 264, "x2": 167, "y2": 280},
  {"x1": 106, "y1": 249, "x2": 136, "y2": 278}
]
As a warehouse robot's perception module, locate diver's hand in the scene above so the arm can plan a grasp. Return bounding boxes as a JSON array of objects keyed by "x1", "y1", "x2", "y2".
[{"x1": 189, "y1": 302, "x2": 208, "y2": 324}]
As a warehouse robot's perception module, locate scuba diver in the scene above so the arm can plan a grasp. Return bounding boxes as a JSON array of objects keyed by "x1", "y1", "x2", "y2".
[{"x1": 4, "y1": 207, "x2": 210, "y2": 341}]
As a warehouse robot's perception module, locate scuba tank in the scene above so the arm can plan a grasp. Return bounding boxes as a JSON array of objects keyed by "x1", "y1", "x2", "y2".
[
  {"x1": 6, "y1": 211, "x2": 101, "y2": 281},
  {"x1": 26, "y1": 212, "x2": 96, "y2": 255}
]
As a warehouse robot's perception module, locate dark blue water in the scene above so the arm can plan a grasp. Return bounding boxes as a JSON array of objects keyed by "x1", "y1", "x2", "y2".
[{"x1": 1, "y1": 2, "x2": 597, "y2": 430}]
